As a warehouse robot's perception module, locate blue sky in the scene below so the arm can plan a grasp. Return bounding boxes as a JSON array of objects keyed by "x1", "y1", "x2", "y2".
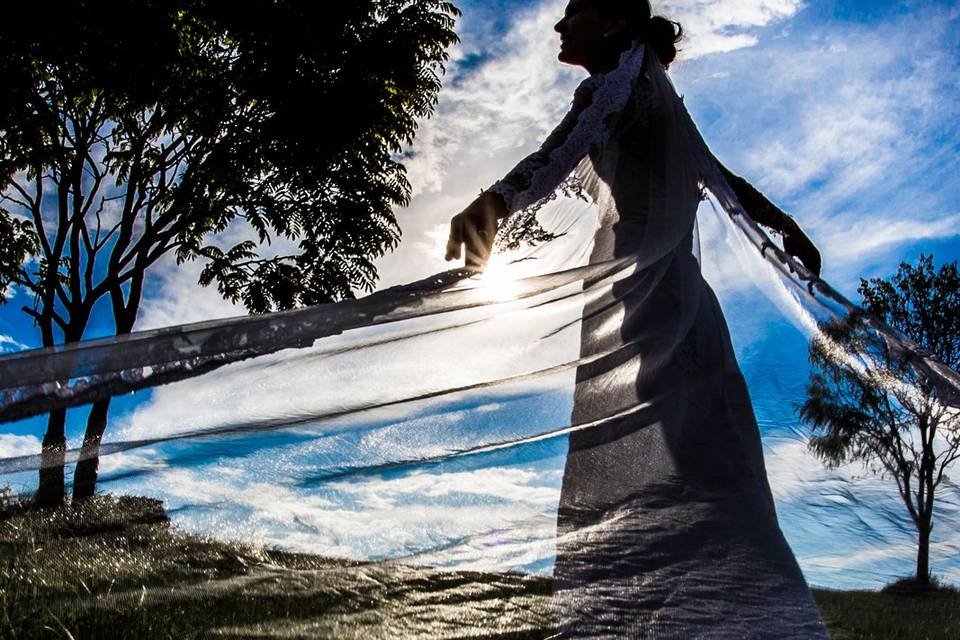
[
  {"x1": 2, "y1": 0, "x2": 958, "y2": 344},
  {"x1": 1, "y1": 0, "x2": 960, "y2": 589}
]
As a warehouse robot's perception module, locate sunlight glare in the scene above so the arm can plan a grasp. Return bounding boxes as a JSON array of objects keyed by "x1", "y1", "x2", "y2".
[{"x1": 474, "y1": 252, "x2": 524, "y2": 302}]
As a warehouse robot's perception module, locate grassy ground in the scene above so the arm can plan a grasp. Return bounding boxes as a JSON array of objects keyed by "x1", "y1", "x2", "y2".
[
  {"x1": 813, "y1": 585, "x2": 960, "y2": 640},
  {"x1": 0, "y1": 494, "x2": 957, "y2": 639},
  {"x1": 0, "y1": 495, "x2": 551, "y2": 639}
]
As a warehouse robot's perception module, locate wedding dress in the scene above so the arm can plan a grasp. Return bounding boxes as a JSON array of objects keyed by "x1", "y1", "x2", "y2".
[{"x1": 486, "y1": 41, "x2": 830, "y2": 638}]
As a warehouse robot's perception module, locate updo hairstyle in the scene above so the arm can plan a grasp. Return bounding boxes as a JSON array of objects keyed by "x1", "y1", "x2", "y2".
[{"x1": 589, "y1": 0, "x2": 683, "y2": 67}]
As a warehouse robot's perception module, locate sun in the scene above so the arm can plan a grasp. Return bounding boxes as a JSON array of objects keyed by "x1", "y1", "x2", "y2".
[{"x1": 474, "y1": 252, "x2": 524, "y2": 302}]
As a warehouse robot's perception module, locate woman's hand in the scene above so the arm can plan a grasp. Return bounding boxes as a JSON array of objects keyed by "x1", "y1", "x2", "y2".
[
  {"x1": 445, "y1": 191, "x2": 507, "y2": 268},
  {"x1": 714, "y1": 159, "x2": 823, "y2": 277},
  {"x1": 781, "y1": 220, "x2": 822, "y2": 277}
]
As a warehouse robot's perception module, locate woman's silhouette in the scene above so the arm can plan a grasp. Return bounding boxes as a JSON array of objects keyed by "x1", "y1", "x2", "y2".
[{"x1": 447, "y1": 1, "x2": 829, "y2": 636}]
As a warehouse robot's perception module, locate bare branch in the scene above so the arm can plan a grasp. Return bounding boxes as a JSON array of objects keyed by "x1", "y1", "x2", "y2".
[
  {"x1": 20, "y1": 304, "x2": 67, "y2": 332},
  {"x1": 4, "y1": 180, "x2": 38, "y2": 211}
]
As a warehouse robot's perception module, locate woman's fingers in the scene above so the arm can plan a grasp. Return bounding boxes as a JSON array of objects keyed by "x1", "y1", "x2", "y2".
[
  {"x1": 445, "y1": 215, "x2": 464, "y2": 261},
  {"x1": 784, "y1": 232, "x2": 822, "y2": 277},
  {"x1": 445, "y1": 197, "x2": 499, "y2": 266},
  {"x1": 482, "y1": 206, "x2": 498, "y2": 241},
  {"x1": 463, "y1": 220, "x2": 489, "y2": 267}
]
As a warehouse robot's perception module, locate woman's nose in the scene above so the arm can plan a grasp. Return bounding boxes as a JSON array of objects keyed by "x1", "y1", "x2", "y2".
[{"x1": 554, "y1": 18, "x2": 565, "y2": 33}]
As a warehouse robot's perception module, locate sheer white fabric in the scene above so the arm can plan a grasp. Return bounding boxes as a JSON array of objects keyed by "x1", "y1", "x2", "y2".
[{"x1": 5, "y1": 35, "x2": 960, "y2": 640}]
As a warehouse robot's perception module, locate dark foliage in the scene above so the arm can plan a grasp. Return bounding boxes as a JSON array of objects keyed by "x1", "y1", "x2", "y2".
[
  {"x1": 0, "y1": 0, "x2": 460, "y2": 313},
  {"x1": 0, "y1": 0, "x2": 460, "y2": 504},
  {"x1": 858, "y1": 255, "x2": 960, "y2": 371}
]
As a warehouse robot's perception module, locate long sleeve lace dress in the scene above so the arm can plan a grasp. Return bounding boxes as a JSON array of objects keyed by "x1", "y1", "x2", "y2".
[{"x1": 485, "y1": 43, "x2": 830, "y2": 639}]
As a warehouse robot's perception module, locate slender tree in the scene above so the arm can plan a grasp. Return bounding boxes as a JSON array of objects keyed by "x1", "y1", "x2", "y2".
[
  {"x1": 799, "y1": 255, "x2": 960, "y2": 586},
  {"x1": 0, "y1": 0, "x2": 460, "y2": 506}
]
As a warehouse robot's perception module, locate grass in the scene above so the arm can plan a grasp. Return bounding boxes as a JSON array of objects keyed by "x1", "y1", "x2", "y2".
[
  {"x1": 0, "y1": 495, "x2": 551, "y2": 639},
  {"x1": 0, "y1": 494, "x2": 957, "y2": 639},
  {"x1": 813, "y1": 581, "x2": 960, "y2": 640}
]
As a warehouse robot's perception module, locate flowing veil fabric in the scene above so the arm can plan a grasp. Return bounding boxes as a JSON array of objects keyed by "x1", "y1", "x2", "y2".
[{"x1": 2, "y1": 39, "x2": 960, "y2": 638}]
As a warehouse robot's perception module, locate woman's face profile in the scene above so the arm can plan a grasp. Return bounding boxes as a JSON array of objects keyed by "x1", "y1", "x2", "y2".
[{"x1": 554, "y1": 1, "x2": 621, "y2": 70}]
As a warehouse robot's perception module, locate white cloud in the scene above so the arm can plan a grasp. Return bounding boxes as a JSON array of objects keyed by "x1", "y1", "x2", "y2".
[
  {"x1": 0, "y1": 434, "x2": 40, "y2": 458},
  {"x1": 763, "y1": 435, "x2": 960, "y2": 588},
  {"x1": 134, "y1": 214, "x2": 291, "y2": 330},
  {"x1": 136, "y1": 253, "x2": 245, "y2": 330},
  {"x1": 764, "y1": 437, "x2": 860, "y2": 501},
  {"x1": 328, "y1": 467, "x2": 560, "y2": 509},
  {"x1": 0, "y1": 334, "x2": 28, "y2": 354},
  {"x1": 376, "y1": 0, "x2": 808, "y2": 290},
  {"x1": 660, "y1": 0, "x2": 805, "y2": 59},
  {"x1": 683, "y1": 4, "x2": 960, "y2": 278},
  {"x1": 97, "y1": 449, "x2": 166, "y2": 475},
  {"x1": 122, "y1": 461, "x2": 563, "y2": 571},
  {"x1": 819, "y1": 212, "x2": 960, "y2": 261}
]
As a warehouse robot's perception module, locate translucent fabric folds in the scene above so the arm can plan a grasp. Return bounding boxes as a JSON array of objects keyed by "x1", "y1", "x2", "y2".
[{"x1": 2, "y1": 40, "x2": 960, "y2": 639}]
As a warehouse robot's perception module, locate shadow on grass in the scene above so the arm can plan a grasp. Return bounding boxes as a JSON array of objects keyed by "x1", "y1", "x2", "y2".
[
  {"x1": 0, "y1": 495, "x2": 552, "y2": 639},
  {"x1": 1, "y1": 494, "x2": 958, "y2": 639}
]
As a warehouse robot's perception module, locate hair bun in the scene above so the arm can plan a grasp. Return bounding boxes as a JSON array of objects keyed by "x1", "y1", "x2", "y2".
[{"x1": 645, "y1": 15, "x2": 682, "y2": 67}]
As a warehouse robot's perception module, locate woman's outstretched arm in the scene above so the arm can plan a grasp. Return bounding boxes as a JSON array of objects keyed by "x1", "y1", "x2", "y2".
[
  {"x1": 715, "y1": 159, "x2": 822, "y2": 276},
  {"x1": 445, "y1": 78, "x2": 601, "y2": 267}
]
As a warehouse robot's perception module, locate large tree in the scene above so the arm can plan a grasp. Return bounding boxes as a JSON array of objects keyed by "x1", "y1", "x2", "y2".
[
  {"x1": 0, "y1": 0, "x2": 460, "y2": 507},
  {"x1": 799, "y1": 255, "x2": 960, "y2": 586}
]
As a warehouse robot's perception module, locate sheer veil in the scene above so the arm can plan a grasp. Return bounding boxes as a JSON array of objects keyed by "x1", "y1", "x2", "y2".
[
  {"x1": 2, "y1": 34, "x2": 960, "y2": 638},
  {"x1": 4, "y1": 39, "x2": 956, "y2": 422}
]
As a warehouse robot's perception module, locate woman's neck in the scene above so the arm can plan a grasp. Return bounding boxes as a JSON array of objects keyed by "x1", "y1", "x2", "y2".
[{"x1": 585, "y1": 41, "x2": 632, "y2": 76}]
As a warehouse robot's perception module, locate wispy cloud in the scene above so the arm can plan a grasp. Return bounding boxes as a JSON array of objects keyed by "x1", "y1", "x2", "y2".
[
  {"x1": 378, "y1": 0, "x2": 808, "y2": 289},
  {"x1": 135, "y1": 217, "x2": 286, "y2": 330},
  {"x1": 682, "y1": 2, "x2": 960, "y2": 279},
  {"x1": 763, "y1": 436, "x2": 960, "y2": 588},
  {"x1": 137, "y1": 254, "x2": 245, "y2": 330},
  {"x1": 0, "y1": 334, "x2": 28, "y2": 354},
  {"x1": 819, "y1": 211, "x2": 960, "y2": 261},
  {"x1": 0, "y1": 434, "x2": 40, "y2": 458},
  {"x1": 661, "y1": 0, "x2": 805, "y2": 58},
  {"x1": 117, "y1": 458, "x2": 563, "y2": 571}
]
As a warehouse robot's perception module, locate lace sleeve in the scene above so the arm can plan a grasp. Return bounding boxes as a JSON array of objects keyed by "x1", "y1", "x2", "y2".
[
  {"x1": 485, "y1": 42, "x2": 650, "y2": 219},
  {"x1": 485, "y1": 76, "x2": 602, "y2": 216}
]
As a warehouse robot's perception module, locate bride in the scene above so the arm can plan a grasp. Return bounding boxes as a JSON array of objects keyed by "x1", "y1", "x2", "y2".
[{"x1": 446, "y1": 1, "x2": 830, "y2": 637}]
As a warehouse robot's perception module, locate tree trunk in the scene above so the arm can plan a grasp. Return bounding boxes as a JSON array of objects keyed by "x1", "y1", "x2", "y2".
[
  {"x1": 916, "y1": 522, "x2": 931, "y2": 584},
  {"x1": 72, "y1": 298, "x2": 136, "y2": 501},
  {"x1": 34, "y1": 408, "x2": 67, "y2": 508},
  {"x1": 72, "y1": 281, "x2": 141, "y2": 501},
  {"x1": 34, "y1": 311, "x2": 90, "y2": 507},
  {"x1": 72, "y1": 398, "x2": 112, "y2": 501}
]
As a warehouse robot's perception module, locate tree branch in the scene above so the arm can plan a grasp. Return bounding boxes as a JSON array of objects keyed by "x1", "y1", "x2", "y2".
[{"x1": 20, "y1": 304, "x2": 67, "y2": 332}]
